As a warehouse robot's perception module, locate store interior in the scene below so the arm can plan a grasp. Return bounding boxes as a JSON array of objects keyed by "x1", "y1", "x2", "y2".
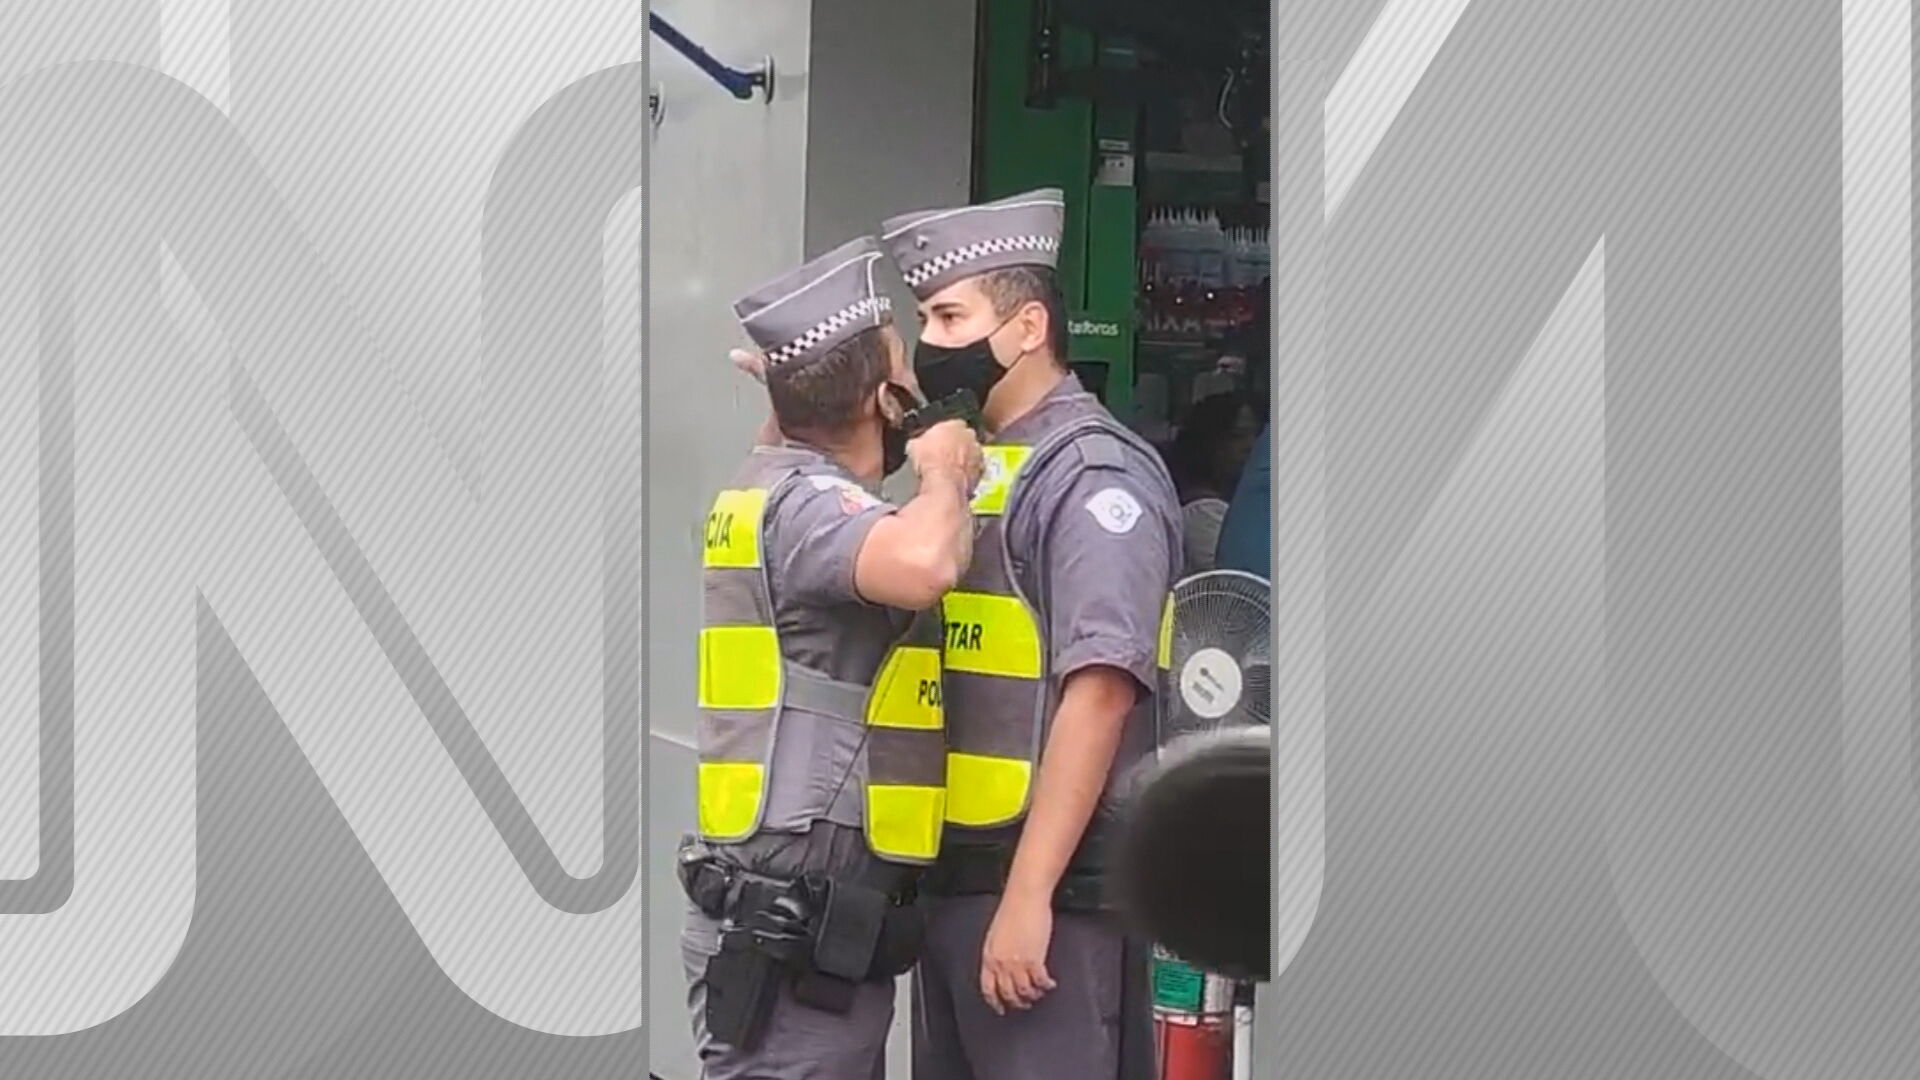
[{"x1": 971, "y1": 0, "x2": 1271, "y2": 449}]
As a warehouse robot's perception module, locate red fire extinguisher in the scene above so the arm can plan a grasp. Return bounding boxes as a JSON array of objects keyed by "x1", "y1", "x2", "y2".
[
  {"x1": 1157, "y1": 1011, "x2": 1232, "y2": 1080},
  {"x1": 1151, "y1": 946, "x2": 1234, "y2": 1080}
]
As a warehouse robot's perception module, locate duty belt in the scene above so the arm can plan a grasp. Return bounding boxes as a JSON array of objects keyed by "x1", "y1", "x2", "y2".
[
  {"x1": 679, "y1": 843, "x2": 789, "y2": 923},
  {"x1": 677, "y1": 837, "x2": 925, "y2": 986},
  {"x1": 921, "y1": 844, "x2": 1111, "y2": 913}
]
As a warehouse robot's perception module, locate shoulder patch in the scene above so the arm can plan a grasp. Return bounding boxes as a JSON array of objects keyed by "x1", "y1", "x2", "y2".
[
  {"x1": 805, "y1": 473, "x2": 882, "y2": 514},
  {"x1": 1084, "y1": 486, "x2": 1145, "y2": 535}
]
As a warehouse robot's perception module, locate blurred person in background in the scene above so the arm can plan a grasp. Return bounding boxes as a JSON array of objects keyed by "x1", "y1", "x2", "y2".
[
  {"x1": 1212, "y1": 295, "x2": 1271, "y2": 578},
  {"x1": 1168, "y1": 391, "x2": 1261, "y2": 577},
  {"x1": 1212, "y1": 420, "x2": 1270, "y2": 576}
]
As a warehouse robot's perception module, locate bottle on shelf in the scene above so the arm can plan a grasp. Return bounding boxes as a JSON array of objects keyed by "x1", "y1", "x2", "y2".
[
  {"x1": 1140, "y1": 208, "x2": 1170, "y2": 286},
  {"x1": 1193, "y1": 210, "x2": 1228, "y2": 290},
  {"x1": 1242, "y1": 225, "x2": 1270, "y2": 289}
]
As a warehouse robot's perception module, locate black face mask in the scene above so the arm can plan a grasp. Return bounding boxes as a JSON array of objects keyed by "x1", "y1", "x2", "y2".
[
  {"x1": 881, "y1": 424, "x2": 909, "y2": 477},
  {"x1": 912, "y1": 319, "x2": 1015, "y2": 409},
  {"x1": 880, "y1": 383, "x2": 919, "y2": 476}
]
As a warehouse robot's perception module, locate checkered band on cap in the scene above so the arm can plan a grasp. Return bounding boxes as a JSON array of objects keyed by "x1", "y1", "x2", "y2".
[
  {"x1": 880, "y1": 188, "x2": 1066, "y2": 299},
  {"x1": 764, "y1": 295, "x2": 893, "y2": 368},
  {"x1": 901, "y1": 235, "x2": 1061, "y2": 289},
  {"x1": 734, "y1": 235, "x2": 894, "y2": 371}
]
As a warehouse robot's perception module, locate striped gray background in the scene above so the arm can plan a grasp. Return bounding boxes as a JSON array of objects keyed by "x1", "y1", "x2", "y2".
[{"x1": 2, "y1": 1, "x2": 1917, "y2": 1077}]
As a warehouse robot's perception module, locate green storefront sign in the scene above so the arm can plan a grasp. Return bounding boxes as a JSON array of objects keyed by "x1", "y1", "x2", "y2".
[
  {"x1": 1069, "y1": 311, "x2": 1132, "y2": 363},
  {"x1": 975, "y1": 0, "x2": 1139, "y2": 419}
]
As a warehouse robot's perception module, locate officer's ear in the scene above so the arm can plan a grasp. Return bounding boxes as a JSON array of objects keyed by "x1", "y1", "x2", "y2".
[{"x1": 1012, "y1": 299, "x2": 1049, "y2": 359}]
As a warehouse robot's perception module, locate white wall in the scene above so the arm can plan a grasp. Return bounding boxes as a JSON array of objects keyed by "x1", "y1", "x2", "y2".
[
  {"x1": 804, "y1": 0, "x2": 980, "y2": 339},
  {"x1": 646, "y1": 2, "x2": 813, "y2": 1074},
  {"x1": 645, "y1": 0, "x2": 975, "y2": 1075}
]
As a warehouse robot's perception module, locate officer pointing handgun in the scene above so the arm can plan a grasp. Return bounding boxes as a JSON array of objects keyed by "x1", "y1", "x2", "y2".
[
  {"x1": 878, "y1": 190, "x2": 1182, "y2": 1080},
  {"x1": 679, "y1": 236, "x2": 985, "y2": 1079}
]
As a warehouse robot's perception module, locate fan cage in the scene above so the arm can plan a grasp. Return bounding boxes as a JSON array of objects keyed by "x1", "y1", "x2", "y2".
[{"x1": 1161, "y1": 569, "x2": 1272, "y2": 742}]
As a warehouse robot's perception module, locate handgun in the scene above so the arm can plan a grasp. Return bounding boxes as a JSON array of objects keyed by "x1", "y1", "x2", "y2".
[{"x1": 899, "y1": 389, "x2": 985, "y2": 439}]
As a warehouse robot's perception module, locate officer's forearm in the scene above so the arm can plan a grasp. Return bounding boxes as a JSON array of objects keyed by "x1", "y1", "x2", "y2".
[
  {"x1": 897, "y1": 466, "x2": 974, "y2": 587},
  {"x1": 853, "y1": 467, "x2": 973, "y2": 609},
  {"x1": 1002, "y1": 667, "x2": 1134, "y2": 905}
]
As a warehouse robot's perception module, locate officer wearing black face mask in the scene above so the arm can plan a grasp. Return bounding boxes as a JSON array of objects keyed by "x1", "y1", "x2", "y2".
[
  {"x1": 736, "y1": 364, "x2": 926, "y2": 480},
  {"x1": 682, "y1": 235, "x2": 984, "y2": 1080},
  {"x1": 878, "y1": 190, "x2": 1182, "y2": 1080}
]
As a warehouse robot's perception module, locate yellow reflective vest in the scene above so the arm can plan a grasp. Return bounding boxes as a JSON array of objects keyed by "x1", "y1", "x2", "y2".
[
  {"x1": 939, "y1": 413, "x2": 1175, "y2": 830},
  {"x1": 696, "y1": 452, "x2": 947, "y2": 864}
]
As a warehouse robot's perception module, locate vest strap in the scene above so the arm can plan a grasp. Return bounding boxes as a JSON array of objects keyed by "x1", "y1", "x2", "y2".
[{"x1": 779, "y1": 663, "x2": 870, "y2": 720}]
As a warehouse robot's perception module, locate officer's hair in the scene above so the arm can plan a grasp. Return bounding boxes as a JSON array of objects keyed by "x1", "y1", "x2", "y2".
[
  {"x1": 980, "y1": 266, "x2": 1070, "y2": 364},
  {"x1": 767, "y1": 326, "x2": 891, "y2": 435}
]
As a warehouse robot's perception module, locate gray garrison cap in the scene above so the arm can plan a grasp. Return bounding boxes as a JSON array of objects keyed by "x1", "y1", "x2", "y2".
[
  {"x1": 733, "y1": 236, "x2": 893, "y2": 369},
  {"x1": 879, "y1": 187, "x2": 1065, "y2": 300}
]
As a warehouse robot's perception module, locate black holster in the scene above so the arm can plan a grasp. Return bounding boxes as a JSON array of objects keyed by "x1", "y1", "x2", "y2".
[
  {"x1": 702, "y1": 927, "x2": 784, "y2": 1052},
  {"x1": 687, "y1": 845, "x2": 927, "y2": 1040}
]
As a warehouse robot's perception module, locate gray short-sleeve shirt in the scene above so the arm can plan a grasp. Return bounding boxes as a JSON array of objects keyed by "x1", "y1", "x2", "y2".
[
  {"x1": 1036, "y1": 466, "x2": 1177, "y2": 691},
  {"x1": 997, "y1": 382, "x2": 1182, "y2": 696},
  {"x1": 989, "y1": 380, "x2": 1182, "y2": 809},
  {"x1": 759, "y1": 448, "x2": 912, "y2": 680}
]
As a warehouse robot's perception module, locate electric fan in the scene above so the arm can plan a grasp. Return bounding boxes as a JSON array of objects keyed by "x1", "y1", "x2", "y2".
[{"x1": 1160, "y1": 569, "x2": 1272, "y2": 745}]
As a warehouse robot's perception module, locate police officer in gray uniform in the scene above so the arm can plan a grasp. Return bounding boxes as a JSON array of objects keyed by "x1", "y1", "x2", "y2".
[
  {"x1": 878, "y1": 190, "x2": 1181, "y2": 1080},
  {"x1": 680, "y1": 236, "x2": 985, "y2": 1079}
]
